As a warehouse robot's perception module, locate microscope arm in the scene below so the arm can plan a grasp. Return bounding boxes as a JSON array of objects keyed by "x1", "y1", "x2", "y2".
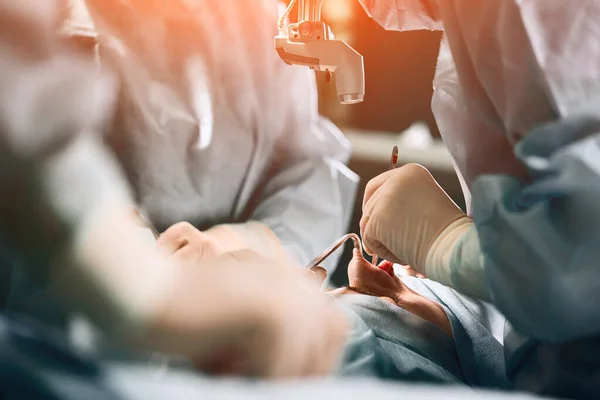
[{"x1": 274, "y1": 0, "x2": 365, "y2": 104}]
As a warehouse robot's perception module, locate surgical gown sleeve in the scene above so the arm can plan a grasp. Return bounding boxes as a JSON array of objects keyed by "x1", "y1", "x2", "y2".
[
  {"x1": 467, "y1": 115, "x2": 600, "y2": 342},
  {"x1": 248, "y1": 62, "x2": 359, "y2": 269}
]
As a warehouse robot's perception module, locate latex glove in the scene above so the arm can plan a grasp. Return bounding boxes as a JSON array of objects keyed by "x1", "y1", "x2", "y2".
[
  {"x1": 360, "y1": 164, "x2": 473, "y2": 280},
  {"x1": 153, "y1": 249, "x2": 348, "y2": 378}
]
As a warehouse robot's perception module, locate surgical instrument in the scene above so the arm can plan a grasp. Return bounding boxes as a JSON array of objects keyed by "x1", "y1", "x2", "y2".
[
  {"x1": 370, "y1": 146, "x2": 399, "y2": 266},
  {"x1": 305, "y1": 232, "x2": 364, "y2": 270},
  {"x1": 391, "y1": 145, "x2": 399, "y2": 169},
  {"x1": 306, "y1": 146, "x2": 400, "y2": 271}
]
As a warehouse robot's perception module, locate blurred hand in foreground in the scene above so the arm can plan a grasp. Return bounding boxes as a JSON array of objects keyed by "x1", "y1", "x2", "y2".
[{"x1": 154, "y1": 249, "x2": 348, "y2": 378}]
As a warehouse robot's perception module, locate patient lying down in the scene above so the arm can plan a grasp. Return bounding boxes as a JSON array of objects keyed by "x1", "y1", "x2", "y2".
[
  {"x1": 72, "y1": 243, "x2": 510, "y2": 389},
  {"x1": 141, "y1": 224, "x2": 507, "y2": 387},
  {"x1": 326, "y1": 250, "x2": 508, "y2": 388}
]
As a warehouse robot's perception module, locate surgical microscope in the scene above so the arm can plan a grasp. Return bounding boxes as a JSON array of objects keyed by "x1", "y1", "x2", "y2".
[{"x1": 275, "y1": 0, "x2": 365, "y2": 104}]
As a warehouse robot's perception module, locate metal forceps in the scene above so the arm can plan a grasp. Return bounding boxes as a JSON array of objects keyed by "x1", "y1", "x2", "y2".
[
  {"x1": 305, "y1": 146, "x2": 400, "y2": 270},
  {"x1": 305, "y1": 233, "x2": 365, "y2": 270}
]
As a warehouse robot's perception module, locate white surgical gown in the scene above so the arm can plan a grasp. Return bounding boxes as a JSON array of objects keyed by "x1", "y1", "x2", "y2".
[
  {"x1": 62, "y1": 0, "x2": 358, "y2": 268},
  {"x1": 359, "y1": 0, "x2": 600, "y2": 397}
]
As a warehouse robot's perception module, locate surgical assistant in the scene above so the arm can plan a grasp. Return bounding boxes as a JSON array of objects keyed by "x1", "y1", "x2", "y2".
[
  {"x1": 62, "y1": 0, "x2": 358, "y2": 267},
  {"x1": 0, "y1": 0, "x2": 350, "y2": 376},
  {"x1": 357, "y1": 1, "x2": 600, "y2": 397},
  {"x1": 3, "y1": 0, "x2": 358, "y2": 319}
]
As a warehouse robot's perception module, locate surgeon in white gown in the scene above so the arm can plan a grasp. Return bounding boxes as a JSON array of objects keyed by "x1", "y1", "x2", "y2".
[
  {"x1": 4, "y1": 0, "x2": 358, "y2": 318},
  {"x1": 356, "y1": 1, "x2": 600, "y2": 398},
  {"x1": 57, "y1": 0, "x2": 357, "y2": 264},
  {"x1": 69, "y1": 0, "x2": 358, "y2": 266}
]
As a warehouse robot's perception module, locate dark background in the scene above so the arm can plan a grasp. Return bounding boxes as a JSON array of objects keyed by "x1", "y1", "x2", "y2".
[{"x1": 314, "y1": 0, "x2": 442, "y2": 135}]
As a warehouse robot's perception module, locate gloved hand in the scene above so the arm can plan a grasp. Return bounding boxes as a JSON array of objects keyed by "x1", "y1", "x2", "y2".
[
  {"x1": 360, "y1": 164, "x2": 473, "y2": 279},
  {"x1": 158, "y1": 221, "x2": 295, "y2": 268}
]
